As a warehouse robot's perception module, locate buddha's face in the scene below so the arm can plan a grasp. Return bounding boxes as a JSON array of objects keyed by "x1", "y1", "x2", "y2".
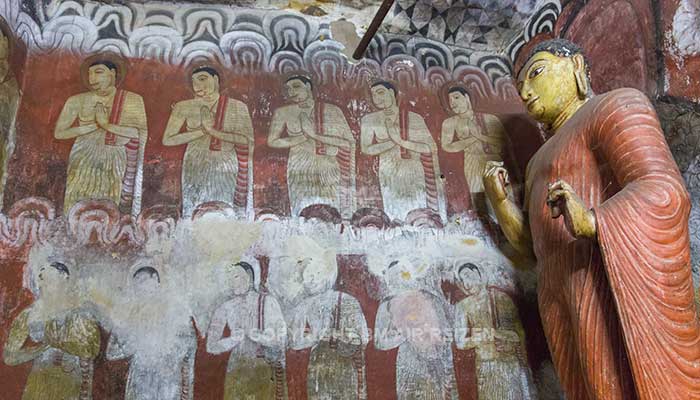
[
  {"x1": 517, "y1": 51, "x2": 580, "y2": 125},
  {"x1": 448, "y1": 90, "x2": 472, "y2": 115},
  {"x1": 192, "y1": 71, "x2": 219, "y2": 98},
  {"x1": 227, "y1": 264, "x2": 252, "y2": 296},
  {"x1": 371, "y1": 84, "x2": 396, "y2": 110},
  {"x1": 285, "y1": 78, "x2": 311, "y2": 103},
  {"x1": 88, "y1": 63, "x2": 116, "y2": 92}
]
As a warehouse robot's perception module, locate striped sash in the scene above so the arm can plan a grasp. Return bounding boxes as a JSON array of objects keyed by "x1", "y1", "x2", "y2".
[
  {"x1": 109, "y1": 90, "x2": 141, "y2": 215},
  {"x1": 209, "y1": 97, "x2": 228, "y2": 151},
  {"x1": 398, "y1": 108, "x2": 439, "y2": 212},
  {"x1": 313, "y1": 102, "x2": 353, "y2": 214}
]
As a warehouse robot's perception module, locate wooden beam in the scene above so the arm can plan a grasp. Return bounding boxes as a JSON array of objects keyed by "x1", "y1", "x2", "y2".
[{"x1": 352, "y1": 0, "x2": 395, "y2": 60}]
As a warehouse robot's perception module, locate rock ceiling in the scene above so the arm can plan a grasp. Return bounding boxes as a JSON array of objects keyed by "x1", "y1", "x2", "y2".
[{"x1": 20, "y1": 0, "x2": 561, "y2": 56}]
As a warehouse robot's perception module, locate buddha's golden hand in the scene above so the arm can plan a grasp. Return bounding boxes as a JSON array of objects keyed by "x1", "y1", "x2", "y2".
[
  {"x1": 483, "y1": 160, "x2": 510, "y2": 203},
  {"x1": 547, "y1": 180, "x2": 596, "y2": 239}
]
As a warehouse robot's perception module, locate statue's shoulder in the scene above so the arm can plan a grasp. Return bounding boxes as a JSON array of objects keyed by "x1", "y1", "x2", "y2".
[{"x1": 595, "y1": 87, "x2": 652, "y2": 114}]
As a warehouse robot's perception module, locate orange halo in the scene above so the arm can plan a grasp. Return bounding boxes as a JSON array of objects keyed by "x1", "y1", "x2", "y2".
[{"x1": 80, "y1": 52, "x2": 129, "y2": 89}]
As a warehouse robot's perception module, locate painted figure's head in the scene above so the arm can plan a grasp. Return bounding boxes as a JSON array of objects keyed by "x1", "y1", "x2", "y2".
[
  {"x1": 285, "y1": 75, "x2": 313, "y2": 104},
  {"x1": 132, "y1": 266, "x2": 160, "y2": 295},
  {"x1": 191, "y1": 66, "x2": 220, "y2": 98},
  {"x1": 384, "y1": 256, "x2": 414, "y2": 287},
  {"x1": 226, "y1": 261, "x2": 255, "y2": 296},
  {"x1": 517, "y1": 38, "x2": 592, "y2": 127},
  {"x1": 370, "y1": 81, "x2": 397, "y2": 110},
  {"x1": 457, "y1": 262, "x2": 483, "y2": 291},
  {"x1": 447, "y1": 86, "x2": 473, "y2": 115},
  {"x1": 88, "y1": 60, "x2": 118, "y2": 92},
  {"x1": 37, "y1": 261, "x2": 70, "y2": 294},
  {"x1": 301, "y1": 254, "x2": 336, "y2": 296}
]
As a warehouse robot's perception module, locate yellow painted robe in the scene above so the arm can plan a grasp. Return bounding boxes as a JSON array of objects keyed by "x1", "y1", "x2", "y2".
[
  {"x1": 3, "y1": 309, "x2": 101, "y2": 400},
  {"x1": 61, "y1": 90, "x2": 147, "y2": 214}
]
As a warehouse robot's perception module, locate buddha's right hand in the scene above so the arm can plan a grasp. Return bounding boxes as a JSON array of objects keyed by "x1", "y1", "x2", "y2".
[{"x1": 483, "y1": 161, "x2": 509, "y2": 203}]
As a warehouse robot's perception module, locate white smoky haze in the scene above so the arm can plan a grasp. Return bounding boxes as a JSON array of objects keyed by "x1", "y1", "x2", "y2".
[
  {"x1": 363, "y1": 233, "x2": 518, "y2": 298},
  {"x1": 23, "y1": 215, "x2": 262, "y2": 364},
  {"x1": 22, "y1": 215, "x2": 520, "y2": 361}
]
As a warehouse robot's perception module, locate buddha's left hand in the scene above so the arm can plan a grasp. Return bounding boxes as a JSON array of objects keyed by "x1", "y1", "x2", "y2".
[{"x1": 547, "y1": 180, "x2": 597, "y2": 239}]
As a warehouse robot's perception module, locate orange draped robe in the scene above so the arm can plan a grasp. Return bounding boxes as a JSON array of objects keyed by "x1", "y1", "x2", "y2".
[{"x1": 526, "y1": 88, "x2": 700, "y2": 400}]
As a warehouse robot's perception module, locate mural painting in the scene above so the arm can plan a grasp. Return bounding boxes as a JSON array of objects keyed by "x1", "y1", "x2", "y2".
[
  {"x1": 0, "y1": 0, "x2": 575, "y2": 399},
  {"x1": 54, "y1": 54, "x2": 148, "y2": 217},
  {"x1": 164, "y1": 65, "x2": 254, "y2": 219},
  {"x1": 0, "y1": 16, "x2": 18, "y2": 211}
]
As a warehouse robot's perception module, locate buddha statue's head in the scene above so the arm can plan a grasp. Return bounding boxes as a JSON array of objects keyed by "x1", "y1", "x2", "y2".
[
  {"x1": 285, "y1": 75, "x2": 313, "y2": 104},
  {"x1": 370, "y1": 80, "x2": 398, "y2": 110},
  {"x1": 517, "y1": 39, "x2": 592, "y2": 129},
  {"x1": 447, "y1": 86, "x2": 474, "y2": 115},
  {"x1": 88, "y1": 61, "x2": 118, "y2": 92},
  {"x1": 191, "y1": 66, "x2": 220, "y2": 99}
]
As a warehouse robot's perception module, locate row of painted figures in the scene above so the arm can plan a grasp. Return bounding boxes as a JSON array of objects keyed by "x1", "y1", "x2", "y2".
[
  {"x1": 0, "y1": 52, "x2": 506, "y2": 223},
  {"x1": 5, "y1": 255, "x2": 534, "y2": 400}
]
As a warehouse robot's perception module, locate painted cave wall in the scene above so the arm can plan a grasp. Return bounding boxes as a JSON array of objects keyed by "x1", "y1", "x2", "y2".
[
  {"x1": 3, "y1": 0, "x2": 697, "y2": 399},
  {"x1": 0, "y1": 1, "x2": 551, "y2": 400}
]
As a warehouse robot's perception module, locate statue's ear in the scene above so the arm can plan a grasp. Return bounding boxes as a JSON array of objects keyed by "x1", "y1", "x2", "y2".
[{"x1": 572, "y1": 54, "x2": 590, "y2": 99}]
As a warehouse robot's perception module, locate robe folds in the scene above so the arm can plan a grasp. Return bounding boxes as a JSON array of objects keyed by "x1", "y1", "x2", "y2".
[{"x1": 526, "y1": 88, "x2": 700, "y2": 400}]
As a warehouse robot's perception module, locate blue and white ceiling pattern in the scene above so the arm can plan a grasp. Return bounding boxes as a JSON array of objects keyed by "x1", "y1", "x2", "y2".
[
  {"x1": 1, "y1": 0, "x2": 560, "y2": 79},
  {"x1": 384, "y1": 0, "x2": 561, "y2": 54}
]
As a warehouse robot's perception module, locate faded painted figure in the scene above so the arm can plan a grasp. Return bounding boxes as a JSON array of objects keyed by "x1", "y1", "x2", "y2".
[
  {"x1": 374, "y1": 257, "x2": 457, "y2": 400},
  {"x1": 361, "y1": 81, "x2": 446, "y2": 223},
  {"x1": 441, "y1": 86, "x2": 506, "y2": 218},
  {"x1": 3, "y1": 262, "x2": 100, "y2": 400},
  {"x1": 268, "y1": 75, "x2": 356, "y2": 218},
  {"x1": 163, "y1": 66, "x2": 254, "y2": 218},
  {"x1": 207, "y1": 261, "x2": 288, "y2": 400},
  {"x1": 289, "y1": 239, "x2": 369, "y2": 400},
  {"x1": 54, "y1": 53, "x2": 147, "y2": 216},
  {"x1": 0, "y1": 18, "x2": 19, "y2": 211},
  {"x1": 484, "y1": 39, "x2": 700, "y2": 399},
  {"x1": 106, "y1": 267, "x2": 196, "y2": 400},
  {"x1": 454, "y1": 263, "x2": 534, "y2": 400}
]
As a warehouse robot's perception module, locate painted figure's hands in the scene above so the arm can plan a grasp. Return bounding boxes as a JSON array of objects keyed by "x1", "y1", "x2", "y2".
[
  {"x1": 43, "y1": 319, "x2": 63, "y2": 347},
  {"x1": 95, "y1": 103, "x2": 109, "y2": 128},
  {"x1": 200, "y1": 106, "x2": 215, "y2": 133},
  {"x1": 299, "y1": 112, "x2": 315, "y2": 137},
  {"x1": 483, "y1": 161, "x2": 510, "y2": 204},
  {"x1": 384, "y1": 117, "x2": 401, "y2": 143},
  {"x1": 547, "y1": 180, "x2": 596, "y2": 239}
]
